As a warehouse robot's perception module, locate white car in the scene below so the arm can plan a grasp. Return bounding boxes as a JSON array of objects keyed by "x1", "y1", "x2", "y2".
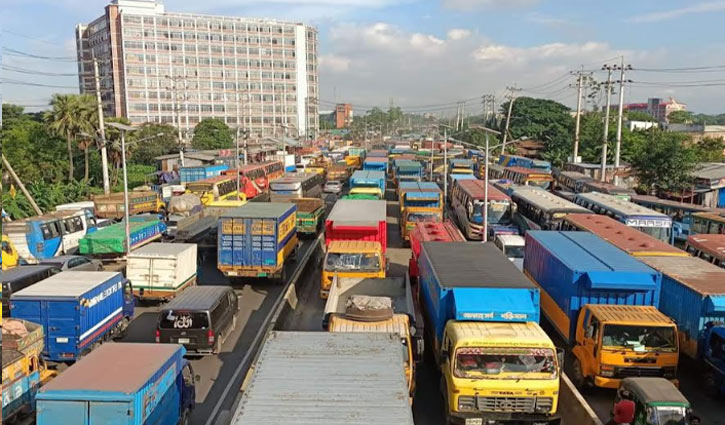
[
  {"x1": 323, "y1": 180, "x2": 343, "y2": 195},
  {"x1": 494, "y1": 234, "x2": 525, "y2": 270}
]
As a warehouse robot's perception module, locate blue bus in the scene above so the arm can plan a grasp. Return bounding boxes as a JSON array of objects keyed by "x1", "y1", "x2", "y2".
[
  {"x1": 4, "y1": 209, "x2": 98, "y2": 262},
  {"x1": 498, "y1": 154, "x2": 552, "y2": 172}
]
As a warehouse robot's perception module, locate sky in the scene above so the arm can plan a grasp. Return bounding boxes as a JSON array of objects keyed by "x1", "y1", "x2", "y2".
[{"x1": 2, "y1": 0, "x2": 725, "y2": 116}]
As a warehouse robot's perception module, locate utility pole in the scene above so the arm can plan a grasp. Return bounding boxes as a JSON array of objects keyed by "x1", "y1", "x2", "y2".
[
  {"x1": 1, "y1": 154, "x2": 42, "y2": 215},
  {"x1": 501, "y1": 85, "x2": 520, "y2": 155},
  {"x1": 93, "y1": 55, "x2": 111, "y2": 194},
  {"x1": 460, "y1": 102, "x2": 465, "y2": 130},
  {"x1": 572, "y1": 66, "x2": 588, "y2": 164},
  {"x1": 600, "y1": 65, "x2": 614, "y2": 181},
  {"x1": 613, "y1": 59, "x2": 632, "y2": 185}
]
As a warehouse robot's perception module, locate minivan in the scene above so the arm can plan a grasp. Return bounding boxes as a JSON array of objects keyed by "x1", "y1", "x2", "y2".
[
  {"x1": 156, "y1": 286, "x2": 239, "y2": 354},
  {"x1": 1, "y1": 265, "x2": 60, "y2": 317}
]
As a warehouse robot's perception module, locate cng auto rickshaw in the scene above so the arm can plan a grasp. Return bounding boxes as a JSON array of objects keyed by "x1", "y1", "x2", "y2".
[{"x1": 609, "y1": 377, "x2": 700, "y2": 425}]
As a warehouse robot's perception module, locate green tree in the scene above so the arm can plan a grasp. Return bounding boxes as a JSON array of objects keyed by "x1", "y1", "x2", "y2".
[
  {"x1": 577, "y1": 111, "x2": 646, "y2": 165},
  {"x1": 104, "y1": 117, "x2": 137, "y2": 186},
  {"x1": 630, "y1": 131, "x2": 697, "y2": 193},
  {"x1": 191, "y1": 118, "x2": 233, "y2": 150},
  {"x1": 44, "y1": 94, "x2": 96, "y2": 181},
  {"x1": 133, "y1": 123, "x2": 180, "y2": 165},
  {"x1": 626, "y1": 110, "x2": 656, "y2": 122},
  {"x1": 696, "y1": 137, "x2": 725, "y2": 162},
  {"x1": 667, "y1": 110, "x2": 694, "y2": 124}
]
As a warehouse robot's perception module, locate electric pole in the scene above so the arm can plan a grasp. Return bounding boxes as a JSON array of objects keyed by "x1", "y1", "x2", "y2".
[
  {"x1": 613, "y1": 59, "x2": 632, "y2": 185},
  {"x1": 572, "y1": 66, "x2": 591, "y2": 164},
  {"x1": 93, "y1": 55, "x2": 111, "y2": 194},
  {"x1": 600, "y1": 65, "x2": 614, "y2": 181},
  {"x1": 501, "y1": 85, "x2": 520, "y2": 155}
]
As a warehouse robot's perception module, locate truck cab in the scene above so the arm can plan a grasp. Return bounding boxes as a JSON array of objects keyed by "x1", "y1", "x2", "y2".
[
  {"x1": 571, "y1": 305, "x2": 679, "y2": 389},
  {"x1": 703, "y1": 323, "x2": 725, "y2": 396},
  {"x1": 439, "y1": 321, "x2": 561, "y2": 425},
  {"x1": 494, "y1": 234, "x2": 525, "y2": 271},
  {"x1": 320, "y1": 241, "x2": 385, "y2": 298}
]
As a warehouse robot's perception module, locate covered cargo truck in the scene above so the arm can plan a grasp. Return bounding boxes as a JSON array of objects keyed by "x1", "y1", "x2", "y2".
[
  {"x1": 323, "y1": 276, "x2": 418, "y2": 396},
  {"x1": 288, "y1": 197, "x2": 325, "y2": 236},
  {"x1": 10, "y1": 271, "x2": 135, "y2": 362},
  {"x1": 93, "y1": 190, "x2": 165, "y2": 220},
  {"x1": 79, "y1": 216, "x2": 166, "y2": 255},
  {"x1": 320, "y1": 240, "x2": 386, "y2": 299},
  {"x1": 363, "y1": 157, "x2": 388, "y2": 173},
  {"x1": 399, "y1": 182, "x2": 443, "y2": 241},
  {"x1": 180, "y1": 163, "x2": 229, "y2": 183},
  {"x1": 324, "y1": 199, "x2": 387, "y2": 253},
  {"x1": 524, "y1": 231, "x2": 678, "y2": 389},
  {"x1": 218, "y1": 203, "x2": 298, "y2": 280},
  {"x1": 418, "y1": 241, "x2": 561, "y2": 425},
  {"x1": 350, "y1": 170, "x2": 386, "y2": 199},
  {"x1": 36, "y1": 343, "x2": 196, "y2": 425},
  {"x1": 126, "y1": 243, "x2": 198, "y2": 301},
  {"x1": 230, "y1": 331, "x2": 414, "y2": 425}
]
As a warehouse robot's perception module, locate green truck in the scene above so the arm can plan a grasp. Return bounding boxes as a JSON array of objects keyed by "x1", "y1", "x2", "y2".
[
  {"x1": 79, "y1": 217, "x2": 167, "y2": 255},
  {"x1": 289, "y1": 198, "x2": 325, "y2": 236}
]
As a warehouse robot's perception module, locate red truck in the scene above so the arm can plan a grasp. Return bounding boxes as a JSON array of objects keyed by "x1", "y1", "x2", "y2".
[
  {"x1": 408, "y1": 221, "x2": 464, "y2": 286},
  {"x1": 324, "y1": 199, "x2": 388, "y2": 253}
]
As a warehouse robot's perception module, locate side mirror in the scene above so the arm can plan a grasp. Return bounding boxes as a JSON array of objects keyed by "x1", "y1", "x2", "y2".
[
  {"x1": 195, "y1": 374, "x2": 201, "y2": 383},
  {"x1": 416, "y1": 338, "x2": 424, "y2": 359},
  {"x1": 585, "y1": 327, "x2": 593, "y2": 339}
]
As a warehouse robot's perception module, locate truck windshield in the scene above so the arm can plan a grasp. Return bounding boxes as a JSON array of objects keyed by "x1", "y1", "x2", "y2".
[
  {"x1": 324, "y1": 253, "x2": 381, "y2": 272},
  {"x1": 159, "y1": 311, "x2": 210, "y2": 329},
  {"x1": 601, "y1": 325, "x2": 677, "y2": 352},
  {"x1": 407, "y1": 213, "x2": 438, "y2": 222},
  {"x1": 504, "y1": 245, "x2": 525, "y2": 259},
  {"x1": 637, "y1": 226, "x2": 671, "y2": 243},
  {"x1": 651, "y1": 406, "x2": 687, "y2": 425},
  {"x1": 454, "y1": 347, "x2": 557, "y2": 380}
]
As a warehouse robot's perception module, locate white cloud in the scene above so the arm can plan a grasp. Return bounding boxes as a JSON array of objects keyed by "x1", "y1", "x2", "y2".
[
  {"x1": 442, "y1": 0, "x2": 538, "y2": 11},
  {"x1": 319, "y1": 54, "x2": 351, "y2": 72},
  {"x1": 447, "y1": 29, "x2": 472, "y2": 40},
  {"x1": 629, "y1": 1, "x2": 725, "y2": 23},
  {"x1": 526, "y1": 12, "x2": 567, "y2": 26}
]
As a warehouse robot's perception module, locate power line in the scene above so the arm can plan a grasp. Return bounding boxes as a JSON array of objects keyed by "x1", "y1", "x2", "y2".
[
  {"x1": 2, "y1": 47, "x2": 77, "y2": 61},
  {"x1": 1, "y1": 78, "x2": 80, "y2": 89},
  {"x1": 1, "y1": 29, "x2": 69, "y2": 47},
  {"x1": 2, "y1": 64, "x2": 85, "y2": 77}
]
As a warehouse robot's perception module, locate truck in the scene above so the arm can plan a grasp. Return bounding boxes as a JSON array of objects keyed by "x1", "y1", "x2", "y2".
[
  {"x1": 348, "y1": 147, "x2": 366, "y2": 159},
  {"x1": 217, "y1": 203, "x2": 298, "y2": 280},
  {"x1": 35, "y1": 343, "x2": 196, "y2": 425},
  {"x1": 418, "y1": 241, "x2": 562, "y2": 425},
  {"x1": 2, "y1": 233, "x2": 20, "y2": 270},
  {"x1": 324, "y1": 199, "x2": 387, "y2": 252},
  {"x1": 363, "y1": 157, "x2": 388, "y2": 173},
  {"x1": 524, "y1": 231, "x2": 679, "y2": 389},
  {"x1": 321, "y1": 241, "x2": 386, "y2": 299},
  {"x1": 350, "y1": 170, "x2": 386, "y2": 199},
  {"x1": 326, "y1": 164, "x2": 351, "y2": 182},
  {"x1": 126, "y1": 243, "x2": 198, "y2": 301},
  {"x1": 180, "y1": 163, "x2": 229, "y2": 183},
  {"x1": 408, "y1": 221, "x2": 464, "y2": 288},
  {"x1": 323, "y1": 276, "x2": 418, "y2": 397},
  {"x1": 93, "y1": 190, "x2": 166, "y2": 219},
  {"x1": 393, "y1": 159, "x2": 424, "y2": 186},
  {"x1": 399, "y1": 182, "x2": 443, "y2": 242},
  {"x1": 79, "y1": 216, "x2": 167, "y2": 256},
  {"x1": 288, "y1": 197, "x2": 325, "y2": 236},
  {"x1": 2, "y1": 319, "x2": 56, "y2": 423},
  {"x1": 230, "y1": 331, "x2": 414, "y2": 425},
  {"x1": 10, "y1": 271, "x2": 135, "y2": 362},
  {"x1": 636, "y1": 255, "x2": 725, "y2": 396}
]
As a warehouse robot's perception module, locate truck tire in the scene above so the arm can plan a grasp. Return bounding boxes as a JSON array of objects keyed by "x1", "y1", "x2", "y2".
[
  {"x1": 179, "y1": 409, "x2": 191, "y2": 425},
  {"x1": 571, "y1": 357, "x2": 587, "y2": 390},
  {"x1": 440, "y1": 377, "x2": 454, "y2": 425}
]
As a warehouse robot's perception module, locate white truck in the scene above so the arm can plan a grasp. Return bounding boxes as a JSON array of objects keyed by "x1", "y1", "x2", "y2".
[
  {"x1": 126, "y1": 243, "x2": 197, "y2": 302},
  {"x1": 494, "y1": 234, "x2": 526, "y2": 270}
]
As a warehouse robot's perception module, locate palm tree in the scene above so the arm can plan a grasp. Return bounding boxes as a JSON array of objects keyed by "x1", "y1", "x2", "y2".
[
  {"x1": 46, "y1": 94, "x2": 80, "y2": 180},
  {"x1": 75, "y1": 94, "x2": 98, "y2": 181}
]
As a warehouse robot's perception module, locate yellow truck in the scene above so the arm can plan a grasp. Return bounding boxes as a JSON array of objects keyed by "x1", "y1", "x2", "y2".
[
  {"x1": 93, "y1": 190, "x2": 166, "y2": 219},
  {"x1": 323, "y1": 276, "x2": 419, "y2": 399},
  {"x1": 320, "y1": 241, "x2": 386, "y2": 299},
  {"x1": 398, "y1": 182, "x2": 443, "y2": 241},
  {"x1": 2, "y1": 234, "x2": 20, "y2": 270}
]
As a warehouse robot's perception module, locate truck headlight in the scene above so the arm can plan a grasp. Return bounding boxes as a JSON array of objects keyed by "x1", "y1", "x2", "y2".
[
  {"x1": 458, "y1": 396, "x2": 476, "y2": 411},
  {"x1": 600, "y1": 364, "x2": 615, "y2": 378}
]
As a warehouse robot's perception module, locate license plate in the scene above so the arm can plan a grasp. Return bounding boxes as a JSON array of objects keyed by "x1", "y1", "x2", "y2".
[
  {"x1": 56, "y1": 337, "x2": 69, "y2": 343},
  {"x1": 177, "y1": 338, "x2": 190, "y2": 344},
  {"x1": 465, "y1": 419, "x2": 483, "y2": 425}
]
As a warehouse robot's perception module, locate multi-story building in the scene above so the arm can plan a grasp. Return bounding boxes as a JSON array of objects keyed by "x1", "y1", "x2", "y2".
[
  {"x1": 335, "y1": 103, "x2": 353, "y2": 129},
  {"x1": 75, "y1": 0, "x2": 318, "y2": 139},
  {"x1": 607, "y1": 97, "x2": 686, "y2": 123}
]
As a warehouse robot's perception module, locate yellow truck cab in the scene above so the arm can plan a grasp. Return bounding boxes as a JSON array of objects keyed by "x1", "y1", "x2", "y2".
[
  {"x1": 2, "y1": 234, "x2": 20, "y2": 270},
  {"x1": 320, "y1": 241, "x2": 386, "y2": 298},
  {"x1": 572, "y1": 304, "x2": 679, "y2": 389}
]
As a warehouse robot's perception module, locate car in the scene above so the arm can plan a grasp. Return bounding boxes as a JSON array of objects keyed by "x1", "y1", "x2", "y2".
[
  {"x1": 323, "y1": 180, "x2": 343, "y2": 195},
  {"x1": 39, "y1": 255, "x2": 103, "y2": 271},
  {"x1": 493, "y1": 234, "x2": 525, "y2": 271}
]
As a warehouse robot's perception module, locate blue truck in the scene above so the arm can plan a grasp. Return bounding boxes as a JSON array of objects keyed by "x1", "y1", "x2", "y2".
[
  {"x1": 350, "y1": 170, "x2": 387, "y2": 199},
  {"x1": 217, "y1": 203, "x2": 298, "y2": 281},
  {"x1": 637, "y1": 255, "x2": 725, "y2": 396},
  {"x1": 10, "y1": 271, "x2": 135, "y2": 362},
  {"x1": 418, "y1": 241, "x2": 562, "y2": 425},
  {"x1": 394, "y1": 160, "x2": 424, "y2": 185},
  {"x1": 179, "y1": 164, "x2": 229, "y2": 183},
  {"x1": 363, "y1": 157, "x2": 388, "y2": 174},
  {"x1": 35, "y1": 343, "x2": 196, "y2": 425},
  {"x1": 523, "y1": 231, "x2": 680, "y2": 389}
]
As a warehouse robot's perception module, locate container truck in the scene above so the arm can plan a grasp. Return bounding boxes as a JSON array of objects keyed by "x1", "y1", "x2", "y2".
[
  {"x1": 217, "y1": 203, "x2": 298, "y2": 280},
  {"x1": 408, "y1": 221, "x2": 464, "y2": 288},
  {"x1": 321, "y1": 241, "x2": 386, "y2": 299},
  {"x1": 325, "y1": 199, "x2": 387, "y2": 252},
  {"x1": 79, "y1": 216, "x2": 166, "y2": 256},
  {"x1": 93, "y1": 190, "x2": 165, "y2": 219},
  {"x1": 9, "y1": 271, "x2": 135, "y2": 362},
  {"x1": 363, "y1": 157, "x2": 388, "y2": 173},
  {"x1": 288, "y1": 197, "x2": 325, "y2": 236},
  {"x1": 348, "y1": 147, "x2": 366, "y2": 158},
  {"x1": 326, "y1": 164, "x2": 351, "y2": 182},
  {"x1": 230, "y1": 331, "x2": 414, "y2": 425},
  {"x1": 418, "y1": 241, "x2": 562, "y2": 425},
  {"x1": 399, "y1": 182, "x2": 443, "y2": 242},
  {"x1": 180, "y1": 163, "x2": 229, "y2": 183},
  {"x1": 35, "y1": 343, "x2": 196, "y2": 425},
  {"x1": 394, "y1": 159, "x2": 424, "y2": 186},
  {"x1": 524, "y1": 231, "x2": 679, "y2": 389},
  {"x1": 126, "y1": 242, "x2": 197, "y2": 301},
  {"x1": 350, "y1": 170, "x2": 386, "y2": 199},
  {"x1": 637, "y1": 255, "x2": 725, "y2": 396},
  {"x1": 323, "y1": 276, "x2": 418, "y2": 397}
]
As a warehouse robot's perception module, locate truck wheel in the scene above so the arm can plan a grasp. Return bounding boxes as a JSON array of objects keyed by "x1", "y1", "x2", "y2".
[
  {"x1": 703, "y1": 371, "x2": 719, "y2": 397},
  {"x1": 179, "y1": 409, "x2": 191, "y2": 425},
  {"x1": 116, "y1": 317, "x2": 130, "y2": 340},
  {"x1": 440, "y1": 378, "x2": 454, "y2": 425},
  {"x1": 571, "y1": 358, "x2": 587, "y2": 390}
]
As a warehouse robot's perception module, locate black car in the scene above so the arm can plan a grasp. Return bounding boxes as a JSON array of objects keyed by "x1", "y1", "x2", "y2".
[
  {"x1": 156, "y1": 286, "x2": 239, "y2": 355},
  {"x1": 1, "y1": 265, "x2": 60, "y2": 317}
]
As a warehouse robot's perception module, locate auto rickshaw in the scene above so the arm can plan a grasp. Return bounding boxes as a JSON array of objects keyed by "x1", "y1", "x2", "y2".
[{"x1": 609, "y1": 377, "x2": 700, "y2": 425}]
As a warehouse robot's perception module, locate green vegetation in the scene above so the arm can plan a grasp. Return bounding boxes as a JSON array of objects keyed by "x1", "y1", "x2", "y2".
[
  {"x1": 667, "y1": 110, "x2": 695, "y2": 124},
  {"x1": 191, "y1": 118, "x2": 234, "y2": 150}
]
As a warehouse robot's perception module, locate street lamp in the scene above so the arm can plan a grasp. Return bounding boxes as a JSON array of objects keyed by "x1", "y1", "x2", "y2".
[
  {"x1": 466, "y1": 124, "x2": 504, "y2": 242},
  {"x1": 438, "y1": 124, "x2": 453, "y2": 217}
]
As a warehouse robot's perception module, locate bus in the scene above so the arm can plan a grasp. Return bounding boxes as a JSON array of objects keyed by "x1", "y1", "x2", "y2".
[
  {"x1": 579, "y1": 180, "x2": 636, "y2": 201},
  {"x1": 499, "y1": 154, "x2": 552, "y2": 172},
  {"x1": 511, "y1": 187, "x2": 590, "y2": 232},
  {"x1": 552, "y1": 169, "x2": 593, "y2": 193},
  {"x1": 186, "y1": 176, "x2": 240, "y2": 205},
  {"x1": 502, "y1": 166, "x2": 554, "y2": 190},
  {"x1": 448, "y1": 158, "x2": 475, "y2": 175},
  {"x1": 222, "y1": 160, "x2": 284, "y2": 200},
  {"x1": 573, "y1": 191, "x2": 673, "y2": 242},
  {"x1": 691, "y1": 211, "x2": 725, "y2": 235},
  {"x1": 558, "y1": 213, "x2": 688, "y2": 257},
  {"x1": 686, "y1": 234, "x2": 725, "y2": 268},
  {"x1": 450, "y1": 179, "x2": 513, "y2": 240},
  {"x1": 4, "y1": 209, "x2": 98, "y2": 262},
  {"x1": 269, "y1": 172, "x2": 325, "y2": 201},
  {"x1": 631, "y1": 194, "x2": 716, "y2": 243},
  {"x1": 479, "y1": 163, "x2": 506, "y2": 180}
]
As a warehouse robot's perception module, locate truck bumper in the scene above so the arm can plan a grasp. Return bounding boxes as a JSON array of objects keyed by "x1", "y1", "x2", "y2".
[
  {"x1": 450, "y1": 411, "x2": 560, "y2": 425},
  {"x1": 594, "y1": 375, "x2": 679, "y2": 389}
]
